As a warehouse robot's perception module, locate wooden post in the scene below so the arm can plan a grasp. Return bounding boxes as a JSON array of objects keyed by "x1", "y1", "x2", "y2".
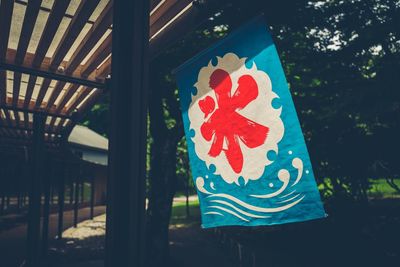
[
  {"x1": 105, "y1": 0, "x2": 149, "y2": 266},
  {"x1": 80, "y1": 179, "x2": 84, "y2": 203},
  {"x1": 90, "y1": 175, "x2": 95, "y2": 220},
  {"x1": 73, "y1": 169, "x2": 80, "y2": 228},
  {"x1": 57, "y1": 164, "x2": 66, "y2": 239},
  {"x1": 69, "y1": 180, "x2": 74, "y2": 205},
  {"x1": 41, "y1": 165, "x2": 51, "y2": 257},
  {"x1": 26, "y1": 113, "x2": 45, "y2": 267}
]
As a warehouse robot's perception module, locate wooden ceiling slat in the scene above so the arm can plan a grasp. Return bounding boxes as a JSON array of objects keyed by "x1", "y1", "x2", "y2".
[
  {"x1": 80, "y1": 34, "x2": 112, "y2": 77},
  {"x1": 150, "y1": 0, "x2": 163, "y2": 11},
  {"x1": 23, "y1": 75, "x2": 37, "y2": 109},
  {"x1": 38, "y1": 0, "x2": 100, "y2": 117},
  {"x1": 23, "y1": 1, "x2": 71, "y2": 112},
  {"x1": 95, "y1": 56, "x2": 111, "y2": 79},
  {"x1": 14, "y1": 0, "x2": 41, "y2": 65},
  {"x1": 32, "y1": 0, "x2": 71, "y2": 68},
  {"x1": 55, "y1": 84, "x2": 80, "y2": 114},
  {"x1": 34, "y1": 78, "x2": 51, "y2": 109},
  {"x1": 4, "y1": 109, "x2": 13, "y2": 127},
  {"x1": 149, "y1": 0, "x2": 192, "y2": 37},
  {"x1": 45, "y1": 81, "x2": 66, "y2": 110},
  {"x1": 12, "y1": 72, "x2": 22, "y2": 106},
  {"x1": 0, "y1": 0, "x2": 14, "y2": 61},
  {"x1": 63, "y1": 89, "x2": 102, "y2": 137},
  {"x1": 66, "y1": 1, "x2": 113, "y2": 74},
  {"x1": 65, "y1": 87, "x2": 93, "y2": 114},
  {"x1": 50, "y1": 0, "x2": 100, "y2": 70}
]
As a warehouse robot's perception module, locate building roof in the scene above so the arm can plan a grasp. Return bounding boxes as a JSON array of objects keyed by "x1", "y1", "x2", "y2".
[{"x1": 68, "y1": 124, "x2": 108, "y2": 151}]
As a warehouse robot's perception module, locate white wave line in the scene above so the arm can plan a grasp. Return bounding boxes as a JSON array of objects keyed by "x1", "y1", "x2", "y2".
[
  {"x1": 250, "y1": 169, "x2": 290, "y2": 199},
  {"x1": 277, "y1": 194, "x2": 301, "y2": 204},
  {"x1": 291, "y1": 158, "x2": 304, "y2": 186},
  {"x1": 279, "y1": 190, "x2": 296, "y2": 198},
  {"x1": 208, "y1": 206, "x2": 250, "y2": 222},
  {"x1": 209, "y1": 200, "x2": 270, "y2": 218},
  {"x1": 208, "y1": 194, "x2": 305, "y2": 213},
  {"x1": 205, "y1": 211, "x2": 224, "y2": 216}
]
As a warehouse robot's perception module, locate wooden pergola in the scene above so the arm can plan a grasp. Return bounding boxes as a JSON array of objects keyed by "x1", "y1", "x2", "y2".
[
  {"x1": 0, "y1": 0, "x2": 205, "y2": 146},
  {"x1": 0, "y1": 0, "x2": 219, "y2": 266}
]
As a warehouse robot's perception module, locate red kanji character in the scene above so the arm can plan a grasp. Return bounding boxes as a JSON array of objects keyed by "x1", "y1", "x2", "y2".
[{"x1": 198, "y1": 69, "x2": 269, "y2": 174}]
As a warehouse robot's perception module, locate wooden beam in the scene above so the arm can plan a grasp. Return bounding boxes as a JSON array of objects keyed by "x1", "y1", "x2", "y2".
[
  {"x1": 95, "y1": 56, "x2": 111, "y2": 79},
  {"x1": 0, "y1": 0, "x2": 14, "y2": 61},
  {"x1": 45, "y1": 81, "x2": 66, "y2": 110},
  {"x1": 13, "y1": 0, "x2": 40, "y2": 115},
  {"x1": 0, "y1": 61, "x2": 106, "y2": 89},
  {"x1": 149, "y1": 0, "x2": 193, "y2": 37},
  {"x1": 80, "y1": 34, "x2": 112, "y2": 78},
  {"x1": 32, "y1": 1, "x2": 71, "y2": 68},
  {"x1": 15, "y1": 0, "x2": 41, "y2": 65},
  {"x1": 25, "y1": 0, "x2": 70, "y2": 117},
  {"x1": 50, "y1": 0, "x2": 100, "y2": 71},
  {"x1": 66, "y1": 1, "x2": 113, "y2": 74}
]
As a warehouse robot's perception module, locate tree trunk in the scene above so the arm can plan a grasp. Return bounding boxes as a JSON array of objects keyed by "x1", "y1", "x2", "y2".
[{"x1": 146, "y1": 79, "x2": 183, "y2": 266}]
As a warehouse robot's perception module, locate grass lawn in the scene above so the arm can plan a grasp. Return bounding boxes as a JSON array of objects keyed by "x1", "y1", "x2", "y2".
[
  {"x1": 318, "y1": 178, "x2": 400, "y2": 199},
  {"x1": 170, "y1": 198, "x2": 201, "y2": 227}
]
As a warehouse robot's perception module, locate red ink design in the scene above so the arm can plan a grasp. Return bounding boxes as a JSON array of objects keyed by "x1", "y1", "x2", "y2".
[{"x1": 199, "y1": 69, "x2": 269, "y2": 173}]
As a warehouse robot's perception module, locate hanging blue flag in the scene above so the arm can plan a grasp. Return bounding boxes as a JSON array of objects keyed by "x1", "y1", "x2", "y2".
[{"x1": 174, "y1": 16, "x2": 326, "y2": 228}]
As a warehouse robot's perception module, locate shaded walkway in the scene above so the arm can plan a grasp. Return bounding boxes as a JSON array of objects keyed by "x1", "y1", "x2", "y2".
[{"x1": 0, "y1": 206, "x2": 106, "y2": 267}]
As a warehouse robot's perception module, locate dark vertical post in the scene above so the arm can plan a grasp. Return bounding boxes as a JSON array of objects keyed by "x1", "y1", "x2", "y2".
[
  {"x1": 0, "y1": 193, "x2": 4, "y2": 215},
  {"x1": 57, "y1": 165, "x2": 66, "y2": 239},
  {"x1": 105, "y1": 0, "x2": 149, "y2": 266},
  {"x1": 42, "y1": 166, "x2": 51, "y2": 257},
  {"x1": 90, "y1": 175, "x2": 95, "y2": 220},
  {"x1": 69, "y1": 179, "x2": 74, "y2": 205},
  {"x1": 80, "y1": 179, "x2": 84, "y2": 203},
  {"x1": 26, "y1": 113, "x2": 46, "y2": 267},
  {"x1": 73, "y1": 167, "x2": 80, "y2": 228}
]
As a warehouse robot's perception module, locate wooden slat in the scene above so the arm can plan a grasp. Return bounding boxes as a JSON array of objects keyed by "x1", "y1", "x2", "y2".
[
  {"x1": 39, "y1": 0, "x2": 100, "y2": 115},
  {"x1": 15, "y1": 0, "x2": 41, "y2": 65},
  {"x1": 13, "y1": 0, "x2": 41, "y2": 112},
  {"x1": 66, "y1": 1, "x2": 113, "y2": 74},
  {"x1": 50, "y1": 0, "x2": 100, "y2": 70},
  {"x1": 55, "y1": 84, "x2": 80, "y2": 114},
  {"x1": 24, "y1": 1, "x2": 70, "y2": 112},
  {"x1": 23, "y1": 75, "x2": 37, "y2": 109},
  {"x1": 62, "y1": 89, "x2": 102, "y2": 137},
  {"x1": 95, "y1": 56, "x2": 111, "y2": 79},
  {"x1": 149, "y1": 0, "x2": 192, "y2": 37},
  {"x1": 80, "y1": 34, "x2": 112, "y2": 77},
  {"x1": 35, "y1": 78, "x2": 52, "y2": 109},
  {"x1": 12, "y1": 72, "x2": 22, "y2": 106},
  {"x1": 48, "y1": 83, "x2": 79, "y2": 131},
  {"x1": 32, "y1": 0, "x2": 71, "y2": 68},
  {"x1": 3, "y1": 109, "x2": 13, "y2": 127},
  {"x1": 45, "y1": 81, "x2": 66, "y2": 110},
  {"x1": 150, "y1": 0, "x2": 163, "y2": 11},
  {"x1": 65, "y1": 87, "x2": 93, "y2": 114},
  {"x1": 0, "y1": 0, "x2": 14, "y2": 61}
]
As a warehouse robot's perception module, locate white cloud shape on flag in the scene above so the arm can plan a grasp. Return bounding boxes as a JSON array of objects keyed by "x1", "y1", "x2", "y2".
[{"x1": 189, "y1": 53, "x2": 284, "y2": 185}]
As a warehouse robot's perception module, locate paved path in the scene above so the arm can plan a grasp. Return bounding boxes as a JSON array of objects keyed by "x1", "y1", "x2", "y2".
[{"x1": 0, "y1": 206, "x2": 106, "y2": 267}]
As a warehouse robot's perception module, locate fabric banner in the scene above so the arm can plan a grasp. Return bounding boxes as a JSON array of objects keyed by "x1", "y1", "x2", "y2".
[{"x1": 174, "y1": 16, "x2": 326, "y2": 228}]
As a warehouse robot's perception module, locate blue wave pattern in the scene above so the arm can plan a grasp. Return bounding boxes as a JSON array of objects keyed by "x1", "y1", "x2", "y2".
[{"x1": 175, "y1": 16, "x2": 326, "y2": 228}]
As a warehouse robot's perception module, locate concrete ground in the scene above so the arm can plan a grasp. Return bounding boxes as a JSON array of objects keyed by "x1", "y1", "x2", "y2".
[{"x1": 0, "y1": 206, "x2": 106, "y2": 267}]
